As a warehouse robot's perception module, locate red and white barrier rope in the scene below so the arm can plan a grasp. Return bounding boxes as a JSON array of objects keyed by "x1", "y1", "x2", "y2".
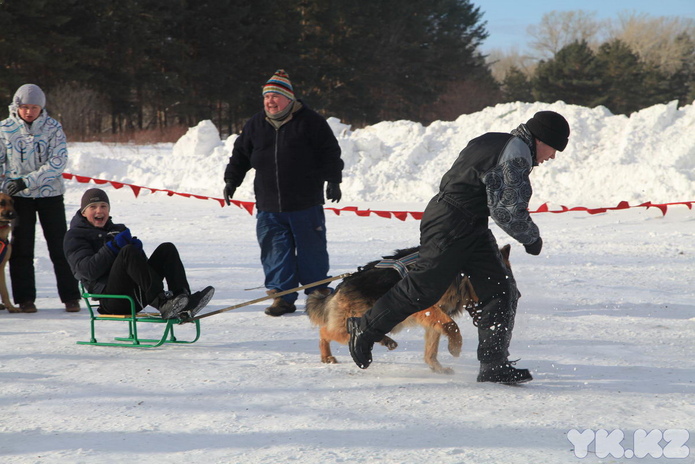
[{"x1": 63, "y1": 173, "x2": 693, "y2": 219}]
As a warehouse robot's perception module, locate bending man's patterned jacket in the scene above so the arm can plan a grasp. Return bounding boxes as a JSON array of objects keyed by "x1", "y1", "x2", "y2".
[
  {"x1": 0, "y1": 103, "x2": 68, "y2": 198},
  {"x1": 437, "y1": 124, "x2": 540, "y2": 246}
]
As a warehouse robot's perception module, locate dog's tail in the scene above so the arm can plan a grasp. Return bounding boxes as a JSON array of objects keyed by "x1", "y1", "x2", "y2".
[{"x1": 305, "y1": 290, "x2": 333, "y2": 326}]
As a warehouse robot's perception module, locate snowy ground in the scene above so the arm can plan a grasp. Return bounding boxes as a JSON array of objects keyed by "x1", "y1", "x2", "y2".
[
  {"x1": 1, "y1": 188, "x2": 693, "y2": 464},
  {"x1": 1, "y1": 100, "x2": 694, "y2": 463}
]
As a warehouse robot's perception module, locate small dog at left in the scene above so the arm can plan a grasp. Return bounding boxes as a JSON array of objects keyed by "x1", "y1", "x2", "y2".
[{"x1": 0, "y1": 192, "x2": 19, "y2": 312}]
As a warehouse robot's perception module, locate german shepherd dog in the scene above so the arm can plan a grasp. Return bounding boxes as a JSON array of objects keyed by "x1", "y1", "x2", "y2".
[
  {"x1": 306, "y1": 244, "x2": 511, "y2": 374},
  {"x1": 0, "y1": 193, "x2": 18, "y2": 313}
]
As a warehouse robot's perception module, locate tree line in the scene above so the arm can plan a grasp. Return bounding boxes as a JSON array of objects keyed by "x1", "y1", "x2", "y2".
[
  {"x1": 1, "y1": 2, "x2": 692, "y2": 141},
  {"x1": 0, "y1": 0, "x2": 497, "y2": 139},
  {"x1": 492, "y1": 11, "x2": 695, "y2": 114}
]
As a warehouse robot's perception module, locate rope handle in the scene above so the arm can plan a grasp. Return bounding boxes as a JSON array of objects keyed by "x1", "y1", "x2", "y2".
[{"x1": 191, "y1": 272, "x2": 353, "y2": 321}]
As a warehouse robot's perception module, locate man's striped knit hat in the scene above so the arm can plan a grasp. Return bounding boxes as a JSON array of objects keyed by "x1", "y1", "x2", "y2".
[{"x1": 262, "y1": 69, "x2": 295, "y2": 101}]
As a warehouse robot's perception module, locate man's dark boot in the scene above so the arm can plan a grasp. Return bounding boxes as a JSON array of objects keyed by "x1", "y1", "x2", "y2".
[
  {"x1": 264, "y1": 290, "x2": 296, "y2": 317},
  {"x1": 347, "y1": 317, "x2": 375, "y2": 369},
  {"x1": 477, "y1": 360, "x2": 533, "y2": 384}
]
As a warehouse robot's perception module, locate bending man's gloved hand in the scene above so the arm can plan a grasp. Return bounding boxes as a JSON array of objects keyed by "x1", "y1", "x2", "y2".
[
  {"x1": 6, "y1": 178, "x2": 26, "y2": 196},
  {"x1": 326, "y1": 182, "x2": 342, "y2": 203},
  {"x1": 223, "y1": 181, "x2": 236, "y2": 206},
  {"x1": 106, "y1": 228, "x2": 132, "y2": 254},
  {"x1": 524, "y1": 237, "x2": 543, "y2": 256}
]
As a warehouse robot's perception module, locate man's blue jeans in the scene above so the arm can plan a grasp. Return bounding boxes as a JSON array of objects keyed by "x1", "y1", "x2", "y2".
[{"x1": 256, "y1": 205, "x2": 330, "y2": 304}]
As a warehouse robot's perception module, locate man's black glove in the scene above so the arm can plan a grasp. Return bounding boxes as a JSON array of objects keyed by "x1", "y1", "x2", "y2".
[
  {"x1": 524, "y1": 237, "x2": 543, "y2": 256},
  {"x1": 223, "y1": 181, "x2": 236, "y2": 206},
  {"x1": 6, "y1": 178, "x2": 26, "y2": 196},
  {"x1": 326, "y1": 182, "x2": 342, "y2": 203}
]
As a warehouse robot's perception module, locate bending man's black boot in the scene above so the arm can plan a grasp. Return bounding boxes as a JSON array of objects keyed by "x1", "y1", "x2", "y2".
[{"x1": 347, "y1": 317, "x2": 375, "y2": 369}]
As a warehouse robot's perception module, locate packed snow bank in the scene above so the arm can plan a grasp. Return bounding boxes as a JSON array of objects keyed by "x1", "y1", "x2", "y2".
[{"x1": 68, "y1": 100, "x2": 695, "y2": 208}]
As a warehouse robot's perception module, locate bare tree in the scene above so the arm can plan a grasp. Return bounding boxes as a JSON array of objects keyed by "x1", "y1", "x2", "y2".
[
  {"x1": 527, "y1": 10, "x2": 606, "y2": 59},
  {"x1": 485, "y1": 10, "x2": 603, "y2": 85},
  {"x1": 48, "y1": 84, "x2": 110, "y2": 140},
  {"x1": 608, "y1": 12, "x2": 695, "y2": 74},
  {"x1": 486, "y1": 47, "x2": 540, "y2": 83}
]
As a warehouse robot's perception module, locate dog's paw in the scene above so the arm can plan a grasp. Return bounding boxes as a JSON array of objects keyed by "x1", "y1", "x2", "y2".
[
  {"x1": 380, "y1": 336, "x2": 398, "y2": 351},
  {"x1": 321, "y1": 356, "x2": 338, "y2": 364},
  {"x1": 447, "y1": 340, "x2": 462, "y2": 357},
  {"x1": 5, "y1": 305, "x2": 22, "y2": 313},
  {"x1": 443, "y1": 321, "x2": 463, "y2": 357},
  {"x1": 430, "y1": 364, "x2": 455, "y2": 375}
]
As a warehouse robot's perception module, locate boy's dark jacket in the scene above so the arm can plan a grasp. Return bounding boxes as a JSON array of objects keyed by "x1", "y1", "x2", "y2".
[{"x1": 63, "y1": 210, "x2": 127, "y2": 293}]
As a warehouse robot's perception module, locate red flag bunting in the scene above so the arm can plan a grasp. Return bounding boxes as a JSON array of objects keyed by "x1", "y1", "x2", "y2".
[
  {"x1": 62, "y1": 173, "x2": 693, "y2": 220},
  {"x1": 129, "y1": 185, "x2": 141, "y2": 197}
]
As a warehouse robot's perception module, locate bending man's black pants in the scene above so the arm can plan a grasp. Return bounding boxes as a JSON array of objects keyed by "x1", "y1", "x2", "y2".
[{"x1": 359, "y1": 197, "x2": 520, "y2": 364}]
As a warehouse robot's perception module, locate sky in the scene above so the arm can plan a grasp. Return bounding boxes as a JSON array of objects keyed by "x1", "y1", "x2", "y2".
[{"x1": 478, "y1": 0, "x2": 695, "y2": 53}]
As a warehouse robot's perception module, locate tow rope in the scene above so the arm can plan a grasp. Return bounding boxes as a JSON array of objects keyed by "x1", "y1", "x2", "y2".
[{"x1": 191, "y1": 273, "x2": 353, "y2": 321}]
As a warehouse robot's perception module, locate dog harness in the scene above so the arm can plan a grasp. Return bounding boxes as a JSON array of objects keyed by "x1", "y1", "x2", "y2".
[
  {"x1": 0, "y1": 237, "x2": 7, "y2": 263},
  {"x1": 374, "y1": 251, "x2": 419, "y2": 278}
]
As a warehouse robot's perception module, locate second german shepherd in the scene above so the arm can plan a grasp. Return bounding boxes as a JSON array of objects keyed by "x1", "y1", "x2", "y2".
[{"x1": 306, "y1": 244, "x2": 511, "y2": 374}]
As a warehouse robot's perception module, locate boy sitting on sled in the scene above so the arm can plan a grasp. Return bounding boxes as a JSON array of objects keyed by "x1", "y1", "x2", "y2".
[{"x1": 64, "y1": 188, "x2": 214, "y2": 320}]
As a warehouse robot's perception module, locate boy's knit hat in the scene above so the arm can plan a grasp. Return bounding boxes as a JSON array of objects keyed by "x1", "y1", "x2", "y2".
[
  {"x1": 262, "y1": 69, "x2": 295, "y2": 100},
  {"x1": 13, "y1": 84, "x2": 46, "y2": 108},
  {"x1": 526, "y1": 111, "x2": 570, "y2": 152},
  {"x1": 81, "y1": 188, "x2": 110, "y2": 213}
]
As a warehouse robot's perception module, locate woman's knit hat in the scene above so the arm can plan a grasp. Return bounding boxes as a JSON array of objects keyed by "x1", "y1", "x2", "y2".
[
  {"x1": 262, "y1": 69, "x2": 295, "y2": 101},
  {"x1": 526, "y1": 111, "x2": 570, "y2": 152},
  {"x1": 81, "y1": 188, "x2": 110, "y2": 213},
  {"x1": 13, "y1": 84, "x2": 46, "y2": 108}
]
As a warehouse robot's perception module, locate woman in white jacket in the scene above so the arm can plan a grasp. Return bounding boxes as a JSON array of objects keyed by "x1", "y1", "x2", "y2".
[{"x1": 0, "y1": 83, "x2": 80, "y2": 313}]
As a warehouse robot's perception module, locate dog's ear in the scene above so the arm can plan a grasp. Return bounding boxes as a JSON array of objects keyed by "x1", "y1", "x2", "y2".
[{"x1": 500, "y1": 244, "x2": 511, "y2": 260}]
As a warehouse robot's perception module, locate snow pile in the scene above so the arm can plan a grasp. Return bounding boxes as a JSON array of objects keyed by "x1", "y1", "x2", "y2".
[{"x1": 69, "y1": 100, "x2": 695, "y2": 208}]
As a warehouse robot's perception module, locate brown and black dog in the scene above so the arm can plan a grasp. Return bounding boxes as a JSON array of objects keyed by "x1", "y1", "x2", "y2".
[
  {"x1": 306, "y1": 244, "x2": 511, "y2": 374},
  {"x1": 0, "y1": 193, "x2": 18, "y2": 313}
]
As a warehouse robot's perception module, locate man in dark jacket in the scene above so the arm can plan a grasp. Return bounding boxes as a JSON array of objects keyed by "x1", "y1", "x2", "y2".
[
  {"x1": 63, "y1": 188, "x2": 214, "y2": 320},
  {"x1": 223, "y1": 70, "x2": 344, "y2": 317},
  {"x1": 347, "y1": 111, "x2": 571, "y2": 384}
]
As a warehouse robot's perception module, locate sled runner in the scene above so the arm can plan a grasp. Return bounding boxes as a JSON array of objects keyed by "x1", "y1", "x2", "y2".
[{"x1": 76, "y1": 284, "x2": 201, "y2": 347}]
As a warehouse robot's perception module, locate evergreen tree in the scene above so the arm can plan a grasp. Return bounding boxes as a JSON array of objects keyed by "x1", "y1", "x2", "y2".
[
  {"x1": 173, "y1": 0, "x2": 304, "y2": 133},
  {"x1": 73, "y1": 0, "x2": 166, "y2": 132},
  {"x1": 531, "y1": 40, "x2": 602, "y2": 107},
  {"x1": 502, "y1": 66, "x2": 533, "y2": 102},
  {"x1": 0, "y1": 0, "x2": 85, "y2": 109},
  {"x1": 295, "y1": 0, "x2": 490, "y2": 124},
  {"x1": 594, "y1": 39, "x2": 645, "y2": 114},
  {"x1": 664, "y1": 33, "x2": 695, "y2": 106}
]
